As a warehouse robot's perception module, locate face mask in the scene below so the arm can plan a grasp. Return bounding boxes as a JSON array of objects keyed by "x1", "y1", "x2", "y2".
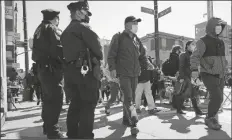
[
  {"x1": 215, "y1": 25, "x2": 222, "y2": 35},
  {"x1": 131, "y1": 25, "x2": 138, "y2": 34},
  {"x1": 81, "y1": 15, "x2": 90, "y2": 23}
]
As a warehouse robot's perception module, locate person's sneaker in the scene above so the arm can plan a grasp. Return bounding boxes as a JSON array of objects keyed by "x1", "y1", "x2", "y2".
[
  {"x1": 105, "y1": 106, "x2": 110, "y2": 115},
  {"x1": 148, "y1": 108, "x2": 161, "y2": 115},
  {"x1": 177, "y1": 110, "x2": 186, "y2": 114},
  {"x1": 130, "y1": 127, "x2": 139, "y2": 135},
  {"x1": 136, "y1": 108, "x2": 141, "y2": 114},
  {"x1": 47, "y1": 132, "x2": 66, "y2": 139},
  {"x1": 204, "y1": 117, "x2": 221, "y2": 130}
]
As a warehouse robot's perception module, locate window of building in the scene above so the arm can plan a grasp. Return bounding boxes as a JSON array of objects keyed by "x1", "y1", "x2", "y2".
[
  {"x1": 5, "y1": 19, "x2": 13, "y2": 31},
  {"x1": 5, "y1": 1, "x2": 13, "y2": 6},
  {"x1": 161, "y1": 38, "x2": 166, "y2": 49},
  {"x1": 150, "y1": 39, "x2": 155, "y2": 50},
  {"x1": 6, "y1": 51, "x2": 13, "y2": 60}
]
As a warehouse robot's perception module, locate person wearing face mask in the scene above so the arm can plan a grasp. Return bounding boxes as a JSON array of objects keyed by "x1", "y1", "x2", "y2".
[
  {"x1": 174, "y1": 40, "x2": 206, "y2": 115},
  {"x1": 190, "y1": 17, "x2": 227, "y2": 130},
  {"x1": 108, "y1": 16, "x2": 151, "y2": 135},
  {"x1": 61, "y1": 0, "x2": 103, "y2": 139},
  {"x1": 31, "y1": 9, "x2": 65, "y2": 139}
]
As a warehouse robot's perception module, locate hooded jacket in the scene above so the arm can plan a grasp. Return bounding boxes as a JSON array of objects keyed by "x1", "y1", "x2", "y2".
[
  {"x1": 190, "y1": 17, "x2": 227, "y2": 78},
  {"x1": 179, "y1": 50, "x2": 192, "y2": 79}
]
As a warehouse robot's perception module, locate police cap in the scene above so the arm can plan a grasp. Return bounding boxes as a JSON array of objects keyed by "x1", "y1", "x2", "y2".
[
  {"x1": 67, "y1": 0, "x2": 92, "y2": 16},
  {"x1": 41, "y1": 9, "x2": 60, "y2": 20}
]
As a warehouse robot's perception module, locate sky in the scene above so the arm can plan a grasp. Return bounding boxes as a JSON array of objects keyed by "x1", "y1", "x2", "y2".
[{"x1": 14, "y1": 1, "x2": 231, "y2": 70}]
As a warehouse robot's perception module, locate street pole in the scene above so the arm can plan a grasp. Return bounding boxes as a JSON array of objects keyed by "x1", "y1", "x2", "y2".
[
  {"x1": 207, "y1": 0, "x2": 213, "y2": 20},
  {"x1": 14, "y1": 3, "x2": 18, "y2": 63},
  {"x1": 22, "y1": 0, "x2": 29, "y2": 75},
  {"x1": 154, "y1": 0, "x2": 160, "y2": 67}
]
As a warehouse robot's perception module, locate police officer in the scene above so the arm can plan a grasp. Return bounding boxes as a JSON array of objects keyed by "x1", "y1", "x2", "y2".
[
  {"x1": 61, "y1": 0, "x2": 103, "y2": 139},
  {"x1": 31, "y1": 9, "x2": 65, "y2": 139}
]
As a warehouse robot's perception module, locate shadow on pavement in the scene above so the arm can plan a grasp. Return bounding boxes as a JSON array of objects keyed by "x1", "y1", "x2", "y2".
[
  {"x1": 20, "y1": 106, "x2": 42, "y2": 113},
  {"x1": 199, "y1": 128, "x2": 231, "y2": 139},
  {"x1": 160, "y1": 114, "x2": 205, "y2": 134},
  {"x1": 94, "y1": 115, "x2": 128, "y2": 139},
  {"x1": 6, "y1": 113, "x2": 41, "y2": 122}
]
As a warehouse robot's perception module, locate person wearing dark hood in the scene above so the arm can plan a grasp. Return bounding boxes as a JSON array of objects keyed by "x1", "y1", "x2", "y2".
[
  {"x1": 61, "y1": 1, "x2": 103, "y2": 139},
  {"x1": 162, "y1": 45, "x2": 182, "y2": 77},
  {"x1": 174, "y1": 40, "x2": 206, "y2": 115},
  {"x1": 190, "y1": 17, "x2": 227, "y2": 130},
  {"x1": 31, "y1": 9, "x2": 64, "y2": 139}
]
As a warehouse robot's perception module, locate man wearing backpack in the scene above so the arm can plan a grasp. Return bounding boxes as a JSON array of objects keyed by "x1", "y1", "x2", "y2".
[
  {"x1": 107, "y1": 16, "x2": 150, "y2": 135},
  {"x1": 162, "y1": 45, "x2": 182, "y2": 76},
  {"x1": 190, "y1": 17, "x2": 227, "y2": 130}
]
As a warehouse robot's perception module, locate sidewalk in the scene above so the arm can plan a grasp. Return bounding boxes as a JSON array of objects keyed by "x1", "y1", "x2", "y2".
[{"x1": 1, "y1": 101, "x2": 231, "y2": 139}]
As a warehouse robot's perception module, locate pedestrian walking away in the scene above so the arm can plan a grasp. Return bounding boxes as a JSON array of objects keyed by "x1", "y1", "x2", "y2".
[
  {"x1": 190, "y1": 17, "x2": 227, "y2": 130},
  {"x1": 61, "y1": 0, "x2": 103, "y2": 139},
  {"x1": 176, "y1": 40, "x2": 206, "y2": 115},
  {"x1": 135, "y1": 46, "x2": 161, "y2": 115},
  {"x1": 31, "y1": 9, "x2": 64, "y2": 139},
  {"x1": 108, "y1": 15, "x2": 151, "y2": 136}
]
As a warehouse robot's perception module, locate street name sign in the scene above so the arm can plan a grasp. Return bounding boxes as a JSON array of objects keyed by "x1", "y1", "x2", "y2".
[
  {"x1": 141, "y1": 6, "x2": 172, "y2": 19},
  {"x1": 141, "y1": 7, "x2": 154, "y2": 15},
  {"x1": 158, "y1": 7, "x2": 171, "y2": 18}
]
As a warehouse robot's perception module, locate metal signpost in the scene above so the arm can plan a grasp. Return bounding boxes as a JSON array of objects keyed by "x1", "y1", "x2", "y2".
[{"x1": 141, "y1": 3, "x2": 172, "y2": 67}]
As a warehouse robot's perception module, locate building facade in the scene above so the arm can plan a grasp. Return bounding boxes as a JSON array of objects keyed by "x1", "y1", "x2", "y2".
[
  {"x1": 4, "y1": 1, "x2": 20, "y2": 76},
  {"x1": 140, "y1": 32, "x2": 194, "y2": 65}
]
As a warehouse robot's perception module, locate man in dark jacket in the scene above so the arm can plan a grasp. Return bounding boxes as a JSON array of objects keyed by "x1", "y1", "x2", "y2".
[
  {"x1": 176, "y1": 40, "x2": 205, "y2": 115},
  {"x1": 108, "y1": 16, "x2": 150, "y2": 135},
  {"x1": 61, "y1": 1, "x2": 103, "y2": 139},
  {"x1": 32, "y1": 9, "x2": 64, "y2": 139},
  {"x1": 190, "y1": 17, "x2": 227, "y2": 130}
]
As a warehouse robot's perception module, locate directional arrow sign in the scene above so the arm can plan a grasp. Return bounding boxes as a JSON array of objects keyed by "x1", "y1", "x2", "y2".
[
  {"x1": 158, "y1": 7, "x2": 171, "y2": 18},
  {"x1": 141, "y1": 7, "x2": 154, "y2": 15}
]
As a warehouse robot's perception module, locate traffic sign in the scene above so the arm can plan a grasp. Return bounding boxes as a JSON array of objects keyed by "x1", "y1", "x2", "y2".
[
  {"x1": 141, "y1": 7, "x2": 154, "y2": 15},
  {"x1": 158, "y1": 7, "x2": 171, "y2": 18},
  {"x1": 16, "y1": 41, "x2": 25, "y2": 47}
]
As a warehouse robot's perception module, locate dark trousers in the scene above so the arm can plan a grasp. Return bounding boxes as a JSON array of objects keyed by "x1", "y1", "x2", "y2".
[
  {"x1": 65, "y1": 64, "x2": 99, "y2": 139},
  {"x1": 106, "y1": 82, "x2": 120, "y2": 107},
  {"x1": 37, "y1": 66, "x2": 63, "y2": 136},
  {"x1": 151, "y1": 83, "x2": 159, "y2": 102},
  {"x1": 173, "y1": 78, "x2": 201, "y2": 112},
  {"x1": 34, "y1": 84, "x2": 42, "y2": 100},
  {"x1": 200, "y1": 72, "x2": 224, "y2": 118},
  {"x1": 119, "y1": 76, "x2": 138, "y2": 125},
  {"x1": 28, "y1": 86, "x2": 34, "y2": 101}
]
